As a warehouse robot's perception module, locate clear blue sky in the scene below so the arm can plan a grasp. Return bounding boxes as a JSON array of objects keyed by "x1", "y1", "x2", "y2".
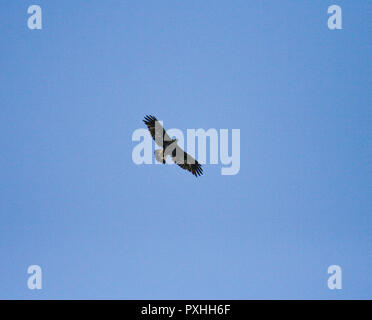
[{"x1": 0, "y1": 0, "x2": 371, "y2": 299}]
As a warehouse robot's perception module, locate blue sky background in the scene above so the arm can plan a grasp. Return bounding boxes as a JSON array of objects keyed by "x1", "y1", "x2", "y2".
[{"x1": 0, "y1": 0, "x2": 371, "y2": 299}]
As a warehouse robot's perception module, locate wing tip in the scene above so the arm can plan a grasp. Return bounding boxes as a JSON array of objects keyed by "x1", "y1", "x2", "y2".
[
  {"x1": 143, "y1": 114, "x2": 156, "y2": 121},
  {"x1": 193, "y1": 164, "x2": 203, "y2": 177}
]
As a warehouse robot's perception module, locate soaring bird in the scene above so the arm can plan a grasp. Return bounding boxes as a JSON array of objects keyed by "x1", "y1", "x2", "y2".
[{"x1": 143, "y1": 115, "x2": 203, "y2": 177}]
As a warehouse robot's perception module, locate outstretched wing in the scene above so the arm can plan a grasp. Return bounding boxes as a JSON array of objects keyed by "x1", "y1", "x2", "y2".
[
  {"x1": 143, "y1": 115, "x2": 172, "y2": 147},
  {"x1": 170, "y1": 145, "x2": 203, "y2": 177}
]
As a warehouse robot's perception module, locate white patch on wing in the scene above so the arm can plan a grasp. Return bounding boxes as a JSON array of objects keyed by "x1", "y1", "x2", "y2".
[{"x1": 154, "y1": 149, "x2": 164, "y2": 163}]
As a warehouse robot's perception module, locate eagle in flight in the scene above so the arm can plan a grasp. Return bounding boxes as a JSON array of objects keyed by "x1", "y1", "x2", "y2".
[{"x1": 143, "y1": 115, "x2": 203, "y2": 177}]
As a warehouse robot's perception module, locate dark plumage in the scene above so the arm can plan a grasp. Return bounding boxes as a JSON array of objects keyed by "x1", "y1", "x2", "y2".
[{"x1": 143, "y1": 115, "x2": 203, "y2": 177}]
